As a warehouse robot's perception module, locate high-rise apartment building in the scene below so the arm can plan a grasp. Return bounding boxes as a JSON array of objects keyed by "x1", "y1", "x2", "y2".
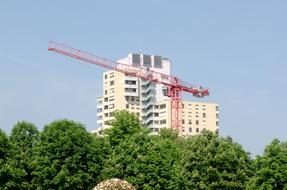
[{"x1": 93, "y1": 53, "x2": 219, "y2": 135}]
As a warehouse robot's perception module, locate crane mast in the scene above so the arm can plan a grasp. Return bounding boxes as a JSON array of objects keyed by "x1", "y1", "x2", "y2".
[{"x1": 48, "y1": 41, "x2": 209, "y2": 131}]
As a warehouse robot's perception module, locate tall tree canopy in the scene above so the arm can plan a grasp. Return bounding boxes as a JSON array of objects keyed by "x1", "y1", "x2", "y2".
[
  {"x1": 0, "y1": 111, "x2": 286, "y2": 189},
  {"x1": 0, "y1": 129, "x2": 9, "y2": 161},
  {"x1": 101, "y1": 111, "x2": 184, "y2": 190},
  {"x1": 247, "y1": 139, "x2": 287, "y2": 190},
  {"x1": 6, "y1": 121, "x2": 39, "y2": 189},
  {"x1": 31, "y1": 120, "x2": 104, "y2": 190},
  {"x1": 179, "y1": 131, "x2": 252, "y2": 190},
  {"x1": 104, "y1": 110, "x2": 142, "y2": 147},
  {"x1": 0, "y1": 129, "x2": 11, "y2": 189}
]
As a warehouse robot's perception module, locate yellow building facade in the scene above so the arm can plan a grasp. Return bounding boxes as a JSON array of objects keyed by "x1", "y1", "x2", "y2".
[{"x1": 93, "y1": 53, "x2": 219, "y2": 135}]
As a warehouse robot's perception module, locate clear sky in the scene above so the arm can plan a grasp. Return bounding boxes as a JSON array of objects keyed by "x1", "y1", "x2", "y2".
[{"x1": 0, "y1": 1, "x2": 286, "y2": 156}]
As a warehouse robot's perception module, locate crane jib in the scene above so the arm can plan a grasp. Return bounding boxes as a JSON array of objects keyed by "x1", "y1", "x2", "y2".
[{"x1": 48, "y1": 41, "x2": 210, "y2": 130}]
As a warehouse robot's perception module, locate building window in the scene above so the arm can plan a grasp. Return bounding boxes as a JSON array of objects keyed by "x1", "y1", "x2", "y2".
[
  {"x1": 160, "y1": 104, "x2": 166, "y2": 109},
  {"x1": 105, "y1": 90, "x2": 107, "y2": 95},
  {"x1": 105, "y1": 74, "x2": 107, "y2": 79},
  {"x1": 126, "y1": 104, "x2": 129, "y2": 109},
  {"x1": 154, "y1": 112, "x2": 159, "y2": 117},
  {"x1": 203, "y1": 120, "x2": 206, "y2": 126},
  {"x1": 109, "y1": 112, "x2": 113, "y2": 117},
  {"x1": 104, "y1": 105, "x2": 108, "y2": 110},
  {"x1": 196, "y1": 128, "x2": 199, "y2": 133},
  {"x1": 110, "y1": 80, "x2": 114, "y2": 86},
  {"x1": 216, "y1": 106, "x2": 219, "y2": 111},
  {"x1": 203, "y1": 113, "x2": 206, "y2": 118},
  {"x1": 125, "y1": 88, "x2": 136, "y2": 93},
  {"x1": 216, "y1": 114, "x2": 219, "y2": 119},
  {"x1": 109, "y1": 104, "x2": 114, "y2": 109},
  {"x1": 104, "y1": 113, "x2": 108, "y2": 117},
  {"x1": 154, "y1": 120, "x2": 159, "y2": 124},
  {"x1": 110, "y1": 72, "x2": 114, "y2": 78},
  {"x1": 189, "y1": 120, "x2": 192, "y2": 125},
  {"x1": 160, "y1": 119, "x2": 166, "y2": 125},
  {"x1": 216, "y1": 121, "x2": 219, "y2": 126},
  {"x1": 125, "y1": 80, "x2": 136, "y2": 85},
  {"x1": 182, "y1": 119, "x2": 185, "y2": 124},
  {"x1": 196, "y1": 120, "x2": 199, "y2": 125},
  {"x1": 154, "y1": 105, "x2": 159, "y2": 109},
  {"x1": 104, "y1": 97, "x2": 108, "y2": 102},
  {"x1": 97, "y1": 108, "x2": 102, "y2": 112},
  {"x1": 189, "y1": 127, "x2": 192, "y2": 133},
  {"x1": 97, "y1": 116, "x2": 102, "y2": 120}
]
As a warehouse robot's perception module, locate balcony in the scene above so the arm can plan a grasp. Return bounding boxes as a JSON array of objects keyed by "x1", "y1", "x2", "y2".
[{"x1": 124, "y1": 87, "x2": 138, "y2": 97}]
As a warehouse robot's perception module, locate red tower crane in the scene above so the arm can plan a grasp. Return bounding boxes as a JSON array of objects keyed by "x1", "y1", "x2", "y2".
[{"x1": 48, "y1": 41, "x2": 209, "y2": 131}]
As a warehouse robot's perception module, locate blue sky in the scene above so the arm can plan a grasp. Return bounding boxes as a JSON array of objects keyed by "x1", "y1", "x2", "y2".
[{"x1": 0, "y1": 1, "x2": 286, "y2": 156}]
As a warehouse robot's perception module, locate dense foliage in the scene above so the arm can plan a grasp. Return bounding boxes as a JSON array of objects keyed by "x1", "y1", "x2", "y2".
[
  {"x1": 0, "y1": 128, "x2": 11, "y2": 189},
  {"x1": 246, "y1": 139, "x2": 287, "y2": 190},
  {"x1": 31, "y1": 120, "x2": 105, "y2": 190},
  {"x1": 0, "y1": 111, "x2": 286, "y2": 189},
  {"x1": 179, "y1": 132, "x2": 251, "y2": 190},
  {"x1": 6, "y1": 122, "x2": 39, "y2": 189}
]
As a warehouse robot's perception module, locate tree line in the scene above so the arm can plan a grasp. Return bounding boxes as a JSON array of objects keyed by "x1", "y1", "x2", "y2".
[{"x1": 1, "y1": 110, "x2": 287, "y2": 190}]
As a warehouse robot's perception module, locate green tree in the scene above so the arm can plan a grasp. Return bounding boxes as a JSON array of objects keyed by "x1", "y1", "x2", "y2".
[
  {"x1": 179, "y1": 131, "x2": 251, "y2": 190},
  {"x1": 31, "y1": 120, "x2": 104, "y2": 190},
  {"x1": 104, "y1": 110, "x2": 142, "y2": 147},
  {"x1": 6, "y1": 121, "x2": 39, "y2": 189},
  {"x1": 101, "y1": 111, "x2": 184, "y2": 189},
  {"x1": 143, "y1": 129, "x2": 185, "y2": 190},
  {"x1": 0, "y1": 129, "x2": 18, "y2": 190},
  {"x1": 247, "y1": 139, "x2": 287, "y2": 190},
  {"x1": 0, "y1": 129, "x2": 12, "y2": 189},
  {"x1": 0, "y1": 129, "x2": 9, "y2": 161}
]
